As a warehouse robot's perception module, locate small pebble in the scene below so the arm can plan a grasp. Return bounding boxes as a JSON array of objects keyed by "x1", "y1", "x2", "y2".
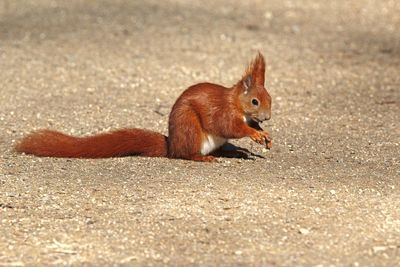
[
  {"x1": 372, "y1": 246, "x2": 387, "y2": 253},
  {"x1": 234, "y1": 250, "x2": 243, "y2": 255},
  {"x1": 299, "y1": 228, "x2": 310, "y2": 235}
]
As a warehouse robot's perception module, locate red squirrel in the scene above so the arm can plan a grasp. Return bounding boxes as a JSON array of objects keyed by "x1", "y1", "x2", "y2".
[{"x1": 15, "y1": 53, "x2": 272, "y2": 162}]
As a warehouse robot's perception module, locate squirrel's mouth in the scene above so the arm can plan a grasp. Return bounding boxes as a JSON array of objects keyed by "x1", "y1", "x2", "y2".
[
  {"x1": 251, "y1": 113, "x2": 271, "y2": 123},
  {"x1": 250, "y1": 117, "x2": 263, "y2": 123}
]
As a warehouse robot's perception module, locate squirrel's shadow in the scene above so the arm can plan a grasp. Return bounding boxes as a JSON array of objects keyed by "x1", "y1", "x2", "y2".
[{"x1": 212, "y1": 143, "x2": 265, "y2": 160}]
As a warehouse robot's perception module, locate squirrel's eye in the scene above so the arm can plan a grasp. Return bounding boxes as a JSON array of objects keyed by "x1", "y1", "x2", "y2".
[{"x1": 252, "y1": 98, "x2": 259, "y2": 106}]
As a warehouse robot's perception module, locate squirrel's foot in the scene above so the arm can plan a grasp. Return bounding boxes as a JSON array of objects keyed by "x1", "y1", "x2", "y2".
[{"x1": 190, "y1": 155, "x2": 216, "y2": 162}]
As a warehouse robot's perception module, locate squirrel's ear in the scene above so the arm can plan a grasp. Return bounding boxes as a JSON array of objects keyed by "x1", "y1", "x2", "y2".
[
  {"x1": 240, "y1": 53, "x2": 266, "y2": 90},
  {"x1": 252, "y1": 52, "x2": 265, "y2": 86},
  {"x1": 243, "y1": 75, "x2": 252, "y2": 94}
]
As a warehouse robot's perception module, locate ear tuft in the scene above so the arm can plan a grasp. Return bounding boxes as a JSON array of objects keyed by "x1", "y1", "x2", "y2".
[{"x1": 243, "y1": 52, "x2": 266, "y2": 86}]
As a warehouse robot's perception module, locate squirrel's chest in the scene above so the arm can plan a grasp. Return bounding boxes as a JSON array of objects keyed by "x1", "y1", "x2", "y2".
[{"x1": 200, "y1": 134, "x2": 227, "y2": 155}]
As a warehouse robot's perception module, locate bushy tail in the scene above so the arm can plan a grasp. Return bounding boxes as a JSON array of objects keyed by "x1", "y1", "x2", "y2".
[{"x1": 15, "y1": 129, "x2": 168, "y2": 158}]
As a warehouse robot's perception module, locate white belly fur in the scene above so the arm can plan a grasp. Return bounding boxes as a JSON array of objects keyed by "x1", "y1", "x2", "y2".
[{"x1": 200, "y1": 134, "x2": 227, "y2": 155}]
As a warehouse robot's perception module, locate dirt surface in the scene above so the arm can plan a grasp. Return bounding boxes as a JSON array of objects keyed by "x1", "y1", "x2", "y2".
[{"x1": 1, "y1": 0, "x2": 399, "y2": 266}]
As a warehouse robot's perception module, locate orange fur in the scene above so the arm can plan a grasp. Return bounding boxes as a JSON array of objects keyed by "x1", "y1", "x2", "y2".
[
  {"x1": 15, "y1": 129, "x2": 167, "y2": 158},
  {"x1": 243, "y1": 52, "x2": 266, "y2": 86},
  {"x1": 15, "y1": 53, "x2": 272, "y2": 161}
]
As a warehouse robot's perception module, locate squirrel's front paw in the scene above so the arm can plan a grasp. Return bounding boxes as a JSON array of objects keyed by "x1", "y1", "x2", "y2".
[
  {"x1": 262, "y1": 131, "x2": 272, "y2": 149},
  {"x1": 265, "y1": 139, "x2": 272, "y2": 149},
  {"x1": 250, "y1": 131, "x2": 264, "y2": 144},
  {"x1": 250, "y1": 131, "x2": 268, "y2": 144},
  {"x1": 250, "y1": 131, "x2": 272, "y2": 148}
]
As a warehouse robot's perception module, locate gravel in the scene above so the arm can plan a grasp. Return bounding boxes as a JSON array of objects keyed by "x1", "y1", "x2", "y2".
[{"x1": 1, "y1": 0, "x2": 399, "y2": 266}]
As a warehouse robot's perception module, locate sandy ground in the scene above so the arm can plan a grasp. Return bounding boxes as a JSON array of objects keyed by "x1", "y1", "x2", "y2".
[{"x1": 0, "y1": 0, "x2": 399, "y2": 266}]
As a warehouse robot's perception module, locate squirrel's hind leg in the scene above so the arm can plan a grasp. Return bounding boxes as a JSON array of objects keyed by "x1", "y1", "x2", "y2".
[{"x1": 168, "y1": 108, "x2": 205, "y2": 160}]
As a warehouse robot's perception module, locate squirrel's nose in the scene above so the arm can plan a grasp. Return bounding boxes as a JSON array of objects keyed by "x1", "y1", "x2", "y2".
[{"x1": 260, "y1": 112, "x2": 271, "y2": 122}]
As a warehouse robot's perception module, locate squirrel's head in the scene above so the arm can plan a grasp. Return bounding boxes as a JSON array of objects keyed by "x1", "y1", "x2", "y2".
[{"x1": 238, "y1": 52, "x2": 272, "y2": 123}]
